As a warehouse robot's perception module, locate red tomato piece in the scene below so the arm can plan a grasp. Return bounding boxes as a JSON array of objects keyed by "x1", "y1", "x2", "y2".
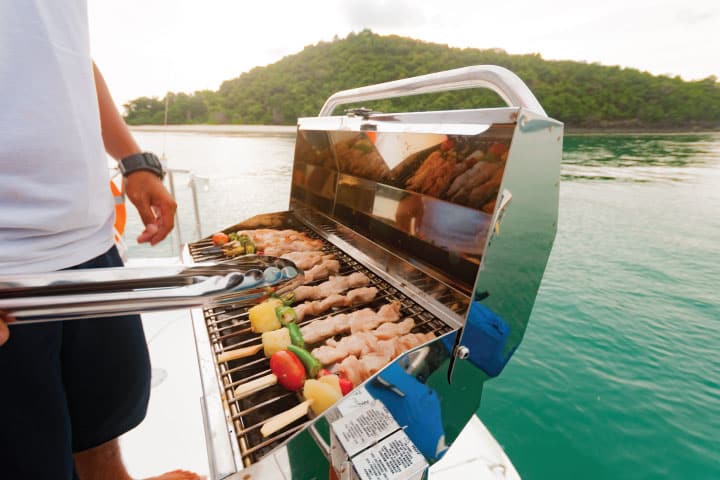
[
  {"x1": 338, "y1": 376, "x2": 353, "y2": 396},
  {"x1": 212, "y1": 232, "x2": 229, "y2": 246},
  {"x1": 270, "y1": 350, "x2": 306, "y2": 391}
]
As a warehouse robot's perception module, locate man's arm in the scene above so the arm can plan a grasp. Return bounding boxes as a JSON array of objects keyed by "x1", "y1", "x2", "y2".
[{"x1": 92, "y1": 62, "x2": 176, "y2": 245}]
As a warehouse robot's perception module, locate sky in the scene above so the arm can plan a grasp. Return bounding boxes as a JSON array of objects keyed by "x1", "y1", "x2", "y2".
[{"x1": 87, "y1": 0, "x2": 719, "y2": 110}]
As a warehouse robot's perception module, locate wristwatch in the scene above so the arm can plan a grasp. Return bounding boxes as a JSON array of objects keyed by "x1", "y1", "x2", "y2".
[{"x1": 118, "y1": 152, "x2": 165, "y2": 179}]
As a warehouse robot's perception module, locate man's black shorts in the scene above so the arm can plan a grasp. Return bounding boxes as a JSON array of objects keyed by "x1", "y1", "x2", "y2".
[{"x1": 0, "y1": 246, "x2": 151, "y2": 480}]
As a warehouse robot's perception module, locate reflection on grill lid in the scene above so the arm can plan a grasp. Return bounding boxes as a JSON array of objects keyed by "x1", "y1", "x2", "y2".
[{"x1": 291, "y1": 113, "x2": 517, "y2": 292}]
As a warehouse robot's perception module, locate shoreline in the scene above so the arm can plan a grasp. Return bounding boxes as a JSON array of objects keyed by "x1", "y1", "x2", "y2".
[
  {"x1": 565, "y1": 127, "x2": 720, "y2": 135},
  {"x1": 130, "y1": 124, "x2": 719, "y2": 136}
]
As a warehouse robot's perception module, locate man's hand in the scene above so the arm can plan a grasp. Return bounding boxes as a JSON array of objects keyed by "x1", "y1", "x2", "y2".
[
  {"x1": 124, "y1": 171, "x2": 177, "y2": 245},
  {"x1": 0, "y1": 311, "x2": 15, "y2": 346}
]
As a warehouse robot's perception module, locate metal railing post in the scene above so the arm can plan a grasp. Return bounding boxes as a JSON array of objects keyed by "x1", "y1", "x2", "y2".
[
  {"x1": 166, "y1": 169, "x2": 184, "y2": 254},
  {"x1": 188, "y1": 173, "x2": 203, "y2": 241}
]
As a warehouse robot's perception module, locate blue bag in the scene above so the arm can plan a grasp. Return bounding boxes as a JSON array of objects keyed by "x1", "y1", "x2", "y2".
[{"x1": 442, "y1": 300, "x2": 514, "y2": 377}]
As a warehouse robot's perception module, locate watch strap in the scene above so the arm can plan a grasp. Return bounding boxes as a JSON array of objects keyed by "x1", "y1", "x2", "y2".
[{"x1": 118, "y1": 152, "x2": 165, "y2": 179}]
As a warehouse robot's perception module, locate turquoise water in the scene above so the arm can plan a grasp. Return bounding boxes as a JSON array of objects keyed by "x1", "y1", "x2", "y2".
[
  {"x1": 480, "y1": 133, "x2": 720, "y2": 479},
  {"x1": 128, "y1": 129, "x2": 720, "y2": 479}
]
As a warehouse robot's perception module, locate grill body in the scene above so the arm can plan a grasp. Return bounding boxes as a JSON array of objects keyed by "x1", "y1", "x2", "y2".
[{"x1": 186, "y1": 66, "x2": 563, "y2": 479}]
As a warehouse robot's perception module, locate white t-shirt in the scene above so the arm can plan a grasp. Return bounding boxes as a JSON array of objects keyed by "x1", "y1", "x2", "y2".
[{"x1": 0, "y1": 0, "x2": 115, "y2": 274}]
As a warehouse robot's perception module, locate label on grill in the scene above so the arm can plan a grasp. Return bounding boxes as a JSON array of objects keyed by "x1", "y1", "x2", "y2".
[
  {"x1": 331, "y1": 400, "x2": 400, "y2": 457},
  {"x1": 337, "y1": 387, "x2": 374, "y2": 416},
  {"x1": 351, "y1": 429, "x2": 428, "y2": 480},
  {"x1": 326, "y1": 387, "x2": 375, "y2": 424}
]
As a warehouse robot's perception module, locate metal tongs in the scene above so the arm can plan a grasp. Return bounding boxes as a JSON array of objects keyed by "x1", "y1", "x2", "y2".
[{"x1": 0, "y1": 255, "x2": 304, "y2": 324}]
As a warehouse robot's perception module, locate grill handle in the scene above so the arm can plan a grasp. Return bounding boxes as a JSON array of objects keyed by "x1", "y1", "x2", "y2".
[{"x1": 319, "y1": 65, "x2": 546, "y2": 117}]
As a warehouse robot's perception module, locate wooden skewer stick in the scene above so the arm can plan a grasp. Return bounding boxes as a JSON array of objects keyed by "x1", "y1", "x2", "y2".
[
  {"x1": 234, "y1": 373, "x2": 278, "y2": 399},
  {"x1": 217, "y1": 344, "x2": 263, "y2": 363},
  {"x1": 260, "y1": 399, "x2": 313, "y2": 438}
]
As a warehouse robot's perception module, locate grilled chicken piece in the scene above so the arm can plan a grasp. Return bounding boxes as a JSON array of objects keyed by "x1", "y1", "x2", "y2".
[
  {"x1": 335, "y1": 355, "x2": 364, "y2": 387},
  {"x1": 335, "y1": 331, "x2": 436, "y2": 386},
  {"x1": 301, "y1": 312, "x2": 351, "y2": 344},
  {"x1": 294, "y1": 287, "x2": 378, "y2": 322},
  {"x1": 345, "y1": 287, "x2": 378, "y2": 305},
  {"x1": 302, "y1": 259, "x2": 340, "y2": 283},
  {"x1": 355, "y1": 353, "x2": 389, "y2": 380},
  {"x1": 313, "y1": 332, "x2": 378, "y2": 365},
  {"x1": 371, "y1": 317, "x2": 416, "y2": 340},
  {"x1": 300, "y1": 301, "x2": 400, "y2": 345},
  {"x1": 280, "y1": 251, "x2": 335, "y2": 270},
  {"x1": 295, "y1": 294, "x2": 347, "y2": 322},
  {"x1": 349, "y1": 301, "x2": 401, "y2": 333},
  {"x1": 293, "y1": 272, "x2": 369, "y2": 302},
  {"x1": 311, "y1": 318, "x2": 416, "y2": 365}
]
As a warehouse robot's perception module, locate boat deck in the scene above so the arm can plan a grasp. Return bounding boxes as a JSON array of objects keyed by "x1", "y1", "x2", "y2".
[{"x1": 120, "y1": 308, "x2": 210, "y2": 478}]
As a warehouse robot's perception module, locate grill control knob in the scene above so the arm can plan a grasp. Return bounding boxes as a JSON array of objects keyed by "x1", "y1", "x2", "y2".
[{"x1": 455, "y1": 345, "x2": 470, "y2": 360}]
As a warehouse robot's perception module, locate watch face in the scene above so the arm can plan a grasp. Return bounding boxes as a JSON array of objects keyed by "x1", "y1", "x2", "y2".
[{"x1": 146, "y1": 154, "x2": 161, "y2": 168}]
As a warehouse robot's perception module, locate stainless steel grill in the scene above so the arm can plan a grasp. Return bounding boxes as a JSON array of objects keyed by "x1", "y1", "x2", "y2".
[{"x1": 184, "y1": 65, "x2": 562, "y2": 479}]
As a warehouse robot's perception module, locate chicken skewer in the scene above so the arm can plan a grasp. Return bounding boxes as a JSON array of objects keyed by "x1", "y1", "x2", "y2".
[
  {"x1": 233, "y1": 303, "x2": 403, "y2": 399},
  {"x1": 213, "y1": 277, "x2": 375, "y2": 338},
  {"x1": 334, "y1": 332, "x2": 437, "y2": 386},
  {"x1": 294, "y1": 286, "x2": 378, "y2": 322},
  {"x1": 215, "y1": 287, "x2": 381, "y2": 363},
  {"x1": 217, "y1": 228, "x2": 324, "y2": 258},
  {"x1": 222, "y1": 311, "x2": 431, "y2": 370},
  {"x1": 310, "y1": 318, "x2": 416, "y2": 365},
  {"x1": 236, "y1": 229, "x2": 317, "y2": 250},
  {"x1": 211, "y1": 273, "x2": 371, "y2": 342},
  {"x1": 301, "y1": 259, "x2": 340, "y2": 283},
  {"x1": 300, "y1": 301, "x2": 400, "y2": 344},
  {"x1": 293, "y1": 272, "x2": 370, "y2": 302},
  {"x1": 238, "y1": 330, "x2": 437, "y2": 437},
  {"x1": 280, "y1": 251, "x2": 336, "y2": 271},
  {"x1": 213, "y1": 284, "x2": 378, "y2": 352}
]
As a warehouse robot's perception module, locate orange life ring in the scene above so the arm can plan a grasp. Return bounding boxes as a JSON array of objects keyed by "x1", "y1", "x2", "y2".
[{"x1": 110, "y1": 179, "x2": 126, "y2": 240}]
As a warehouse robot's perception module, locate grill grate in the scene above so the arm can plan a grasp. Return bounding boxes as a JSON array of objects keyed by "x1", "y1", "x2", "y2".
[{"x1": 189, "y1": 220, "x2": 453, "y2": 465}]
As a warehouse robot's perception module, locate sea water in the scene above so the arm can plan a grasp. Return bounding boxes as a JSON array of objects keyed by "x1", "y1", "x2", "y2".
[{"x1": 127, "y1": 128, "x2": 720, "y2": 479}]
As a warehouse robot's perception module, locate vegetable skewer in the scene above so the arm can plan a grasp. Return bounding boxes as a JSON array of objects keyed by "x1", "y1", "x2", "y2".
[
  {"x1": 237, "y1": 329, "x2": 436, "y2": 436},
  {"x1": 216, "y1": 290, "x2": 383, "y2": 363}
]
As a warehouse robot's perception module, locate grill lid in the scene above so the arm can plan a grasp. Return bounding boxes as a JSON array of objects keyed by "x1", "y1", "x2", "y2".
[{"x1": 289, "y1": 65, "x2": 563, "y2": 379}]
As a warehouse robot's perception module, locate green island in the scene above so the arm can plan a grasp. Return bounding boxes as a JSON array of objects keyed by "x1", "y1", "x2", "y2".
[{"x1": 123, "y1": 30, "x2": 720, "y2": 131}]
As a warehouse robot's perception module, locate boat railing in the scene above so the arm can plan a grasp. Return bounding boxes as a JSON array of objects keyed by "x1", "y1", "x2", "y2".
[
  {"x1": 166, "y1": 168, "x2": 206, "y2": 250},
  {"x1": 111, "y1": 166, "x2": 208, "y2": 256}
]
